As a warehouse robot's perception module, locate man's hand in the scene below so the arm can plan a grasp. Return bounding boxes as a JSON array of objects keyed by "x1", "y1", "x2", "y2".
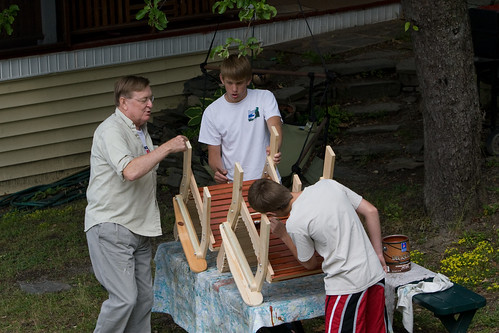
[
  {"x1": 214, "y1": 168, "x2": 229, "y2": 184},
  {"x1": 165, "y1": 135, "x2": 188, "y2": 154},
  {"x1": 266, "y1": 146, "x2": 282, "y2": 165},
  {"x1": 123, "y1": 135, "x2": 187, "y2": 181}
]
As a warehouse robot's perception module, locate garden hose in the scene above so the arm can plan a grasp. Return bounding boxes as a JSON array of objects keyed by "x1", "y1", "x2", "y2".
[{"x1": 0, "y1": 168, "x2": 89, "y2": 213}]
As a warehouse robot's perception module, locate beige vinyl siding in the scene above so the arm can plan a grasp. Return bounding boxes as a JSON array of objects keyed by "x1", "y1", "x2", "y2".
[{"x1": 0, "y1": 52, "x2": 215, "y2": 195}]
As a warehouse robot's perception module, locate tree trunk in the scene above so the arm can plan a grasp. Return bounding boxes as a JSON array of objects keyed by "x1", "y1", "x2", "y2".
[{"x1": 401, "y1": 0, "x2": 482, "y2": 228}]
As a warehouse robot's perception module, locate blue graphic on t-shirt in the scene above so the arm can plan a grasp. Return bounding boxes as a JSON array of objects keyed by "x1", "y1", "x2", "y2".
[{"x1": 248, "y1": 107, "x2": 260, "y2": 121}]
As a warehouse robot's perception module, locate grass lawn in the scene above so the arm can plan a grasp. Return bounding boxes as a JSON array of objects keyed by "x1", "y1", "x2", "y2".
[{"x1": 0, "y1": 157, "x2": 497, "y2": 332}]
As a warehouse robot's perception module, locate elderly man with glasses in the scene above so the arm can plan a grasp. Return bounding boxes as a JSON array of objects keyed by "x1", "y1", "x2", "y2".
[{"x1": 84, "y1": 75, "x2": 187, "y2": 333}]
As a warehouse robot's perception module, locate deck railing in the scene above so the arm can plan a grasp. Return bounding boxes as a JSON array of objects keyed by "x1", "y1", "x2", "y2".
[{"x1": 0, "y1": 0, "x2": 222, "y2": 58}]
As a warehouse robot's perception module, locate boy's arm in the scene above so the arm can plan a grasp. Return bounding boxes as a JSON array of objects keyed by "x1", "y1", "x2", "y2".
[
  {"x1": 266, "y1": 116, "x2": 283, "y2": 164},
  {"x1": 356, "y1": 199, "x2": 388, "y2": 272},
  {"x1": 207, "y1": 144, "x2": 229, "y2": 184},
  {"x1": 269, "y1": 217, "x2": 319, "y2": 270}
]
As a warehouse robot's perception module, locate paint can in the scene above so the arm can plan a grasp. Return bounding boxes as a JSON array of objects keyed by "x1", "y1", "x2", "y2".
[{"x1": 382, "y1": 234, "x2": 411, "y2": 272}]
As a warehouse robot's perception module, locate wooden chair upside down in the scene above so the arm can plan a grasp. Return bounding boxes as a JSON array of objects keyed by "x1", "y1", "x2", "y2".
[
  {"x1": 172, "y1": 127, "x2": 336, "y2": 306},
  {"x1": 219, "y1": 145, "x2": 336, "y2": 306},
  {"x1": 173, "y1": 127, "x2": 280, "y2": 273}
]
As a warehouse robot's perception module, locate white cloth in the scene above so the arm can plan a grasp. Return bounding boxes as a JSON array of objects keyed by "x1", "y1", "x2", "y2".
[
  {"x1": 286, "y1": 179, "x2": 386, "y2": 295},
  {"x1": 396, "y1": 273, "x2": 453, "y2": 333},
  {"x1": 198, "y1": 89, "x2": 281, "y2": 181},
  {"x1": 385, "y1": 263, "x2": 436, "y2": 333}
]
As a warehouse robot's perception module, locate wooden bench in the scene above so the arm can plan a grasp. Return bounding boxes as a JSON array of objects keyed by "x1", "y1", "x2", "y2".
[{"x1": 412, "y1": 281, "x2": 487, "y2": 333}]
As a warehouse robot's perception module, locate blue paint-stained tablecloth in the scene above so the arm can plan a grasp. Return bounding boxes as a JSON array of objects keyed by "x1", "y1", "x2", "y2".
[
  {"x1": 153, "y1": 241, "x2": 437, "y2": 333},
  {"x1": 153, "y1": 241, "x2": 326, "y2": 333}
]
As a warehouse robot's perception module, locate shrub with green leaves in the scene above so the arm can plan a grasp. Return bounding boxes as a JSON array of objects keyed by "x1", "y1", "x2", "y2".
[
  {"x1": 183, "y1": 88, "x2": 224, "y2": 140},
  {"x1": 314, "y1": 104, "x2": 352, "y2": 137}
]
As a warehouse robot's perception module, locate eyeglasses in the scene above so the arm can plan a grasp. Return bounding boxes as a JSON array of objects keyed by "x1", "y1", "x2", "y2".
[{"x1": 128, "y1": 95, "x2": 155, "y2": 104}]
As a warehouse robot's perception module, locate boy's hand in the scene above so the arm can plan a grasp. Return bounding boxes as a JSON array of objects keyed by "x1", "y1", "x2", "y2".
[
  {"x1": 377, "y1": 253, "x2": 388, "y2": 273},
  {"x1": 214, "y1": 168, "x2": 229, "y2": 184},
  {"x1": 266, "y1": 146, "x2": 282, "y2": 164},
  {"x1": 269, "y1": 217, "x2": 286, "y2": 238}
]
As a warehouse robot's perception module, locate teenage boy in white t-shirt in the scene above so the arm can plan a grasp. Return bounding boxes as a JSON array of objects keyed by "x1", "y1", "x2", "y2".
[
  {"x1": 248, "y1": 178, "x2": 388, "y2": 333},
  {"x1": 199, "y1": 54, "x2": 283, "y2": 183}
]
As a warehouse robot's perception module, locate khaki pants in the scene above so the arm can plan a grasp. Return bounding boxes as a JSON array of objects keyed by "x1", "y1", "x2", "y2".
[{"x1": 86, "y1": 222, "x2": 153, "y2": 333}]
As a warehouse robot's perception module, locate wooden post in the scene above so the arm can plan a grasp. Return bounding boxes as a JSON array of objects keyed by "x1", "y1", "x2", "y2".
[
  {"x1": 179, "y1": 141, "x2": 192, "y2": 202},
  {"x1": 322, "y1": 145, "x2": 335, "y2": 180},
  {"x1": 292, "y1": 174, "x2": 302, "y2": 192},
  {"x1": 217, "y1": 163, "x2": 244, "y2": 272},
  {"x1": 254, "y1": 214, "x2": 270, "y2": 291},
  {"x1": 262, "y1": 126, "x2": 280, "y2": 182},
  {"x1": 197, "y1": 187, "x2": 211, "y2": 259}
]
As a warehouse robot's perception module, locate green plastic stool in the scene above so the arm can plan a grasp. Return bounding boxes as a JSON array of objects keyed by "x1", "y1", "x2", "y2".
[{"x1": 412, "y1": 282, "x2": 486, "y2": 333}]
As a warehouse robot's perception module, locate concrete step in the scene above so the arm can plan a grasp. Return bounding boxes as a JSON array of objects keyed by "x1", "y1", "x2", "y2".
[
  {"x1": 344, "y1": 101, "x2": 402, "y2": 116},
  {"x1": 346, "y1": 124, "x2": 400, "y2": 135},
  {"x1": 326, "y1": 58, "x2": 398, "y2": 76},
  {"x1": 336, "y1": 79, "x2": 401, "y2": 100},
  {"x1": 273, "y1": 85, "x2": 308, "y2": 104},
  {"x1": 334, "y1": 142, "x2": 404, "y2": 157},
  {"x1": 397, "y1": 57, "x2": 418, "y2": 87}
]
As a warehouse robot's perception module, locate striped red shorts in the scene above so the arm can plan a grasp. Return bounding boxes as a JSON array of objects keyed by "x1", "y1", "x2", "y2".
[{"x1": 324, "y1": 279, "x2": 387, "y2": 333}]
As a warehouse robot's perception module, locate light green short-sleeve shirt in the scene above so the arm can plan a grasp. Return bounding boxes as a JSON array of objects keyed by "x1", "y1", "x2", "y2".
[{"x1": 84, "y1": 108, "x2": 161, "y2": 237}]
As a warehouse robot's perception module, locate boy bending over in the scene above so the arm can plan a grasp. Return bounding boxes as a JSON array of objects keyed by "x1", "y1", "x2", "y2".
[{"x1": 248, "y1": 178, "x2": 388, "y2": 333}]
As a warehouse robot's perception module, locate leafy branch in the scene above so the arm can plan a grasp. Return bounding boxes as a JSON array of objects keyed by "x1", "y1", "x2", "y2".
[
  {"x1": 136, "y1": 0, "x2": 277, "y2": 58},
  {"x1": 136, "y1": 0, "x2": 168, "y2": 31},
  {"x1": 211, "y1": 0, "x2": 276, "y2": 59},
  {"x1": 404, "y1": 21, "x2": 419, "y2": 32},
  {"x1": 210, "y1": 36, "x2": 262, "y2": 59},
  {"x1": 212, "y1": 0, "x2": 277, "y2": 21},
  {"x1": 0, "y1": 4, "x2": 20, "y2": 36}
]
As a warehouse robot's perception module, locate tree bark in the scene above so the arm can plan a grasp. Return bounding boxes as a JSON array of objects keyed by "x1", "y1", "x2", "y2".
[{"x1": 401, "y1": 0, "x2": 482, "y2": 228}]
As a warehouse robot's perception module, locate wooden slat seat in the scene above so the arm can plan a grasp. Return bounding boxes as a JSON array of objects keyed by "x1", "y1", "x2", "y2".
[
  {"x1": 256, "y1": 216, "x2": 324, "y2": 282},
  {"x1": 201, "y1": 179, "x2": 256, "y2": 249}
]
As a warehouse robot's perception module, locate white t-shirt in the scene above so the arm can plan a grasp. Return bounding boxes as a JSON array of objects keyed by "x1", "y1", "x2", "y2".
[
  {"x1": 198, "y1": 89, "x2": 281, "y2": 181},
  {"x1": 286, "y1": 179, "x2": 385, "y2": 295}
]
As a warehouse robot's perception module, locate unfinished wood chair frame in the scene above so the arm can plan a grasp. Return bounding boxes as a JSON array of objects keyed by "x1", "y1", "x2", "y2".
[
  {"x1": 219, "y1": 145, "x2": 336, "y2": 306},
  {"x1": 174, "y1": 141, "x2": 211, "y2": 272},
  {"x1": 174, "y1": 127, "x2": 280, "y2": 273}
]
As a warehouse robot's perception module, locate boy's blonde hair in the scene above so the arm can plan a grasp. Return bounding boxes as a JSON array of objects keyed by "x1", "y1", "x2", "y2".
[{"x1": 220, "y1": 54, "x2": 252, "y2": 81}]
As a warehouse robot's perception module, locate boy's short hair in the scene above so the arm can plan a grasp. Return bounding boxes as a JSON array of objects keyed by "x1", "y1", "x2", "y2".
[
  {"x1": 114, "y1": 75, "x2": 150, "y2": 107},
  {"x1": 220, "y1": 54, "x2": 252, "y2": 81},
  {"x1": 248, "y1": 179, "x2": 293, "y2": 213}
]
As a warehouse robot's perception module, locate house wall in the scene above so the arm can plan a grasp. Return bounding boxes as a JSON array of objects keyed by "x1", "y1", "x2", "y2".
[
  {"x1": 0, "y1": 1, "x2": 401, "y2": 195},
  {"x1": 0, "y1": 53, "x2": 212, "y2": 195}
]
